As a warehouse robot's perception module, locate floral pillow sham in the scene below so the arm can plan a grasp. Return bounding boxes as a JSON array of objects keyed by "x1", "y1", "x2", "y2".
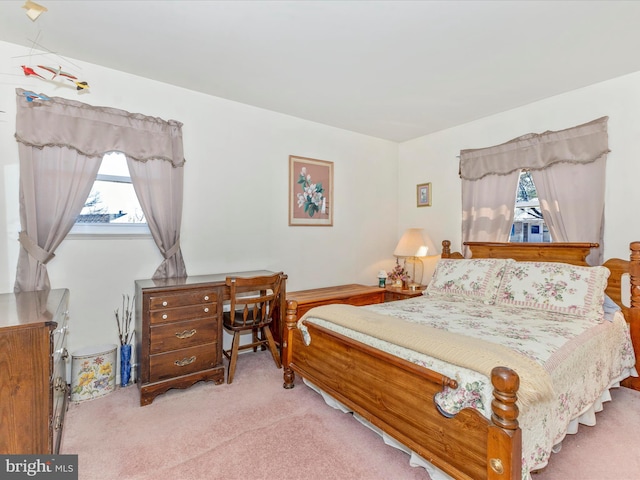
[
  {"x1": 425, "y1": 258, "x2": 514, "y2": 304},
  {"x1": 495, "y1": 261, "x2": 610, "y2": 320}
]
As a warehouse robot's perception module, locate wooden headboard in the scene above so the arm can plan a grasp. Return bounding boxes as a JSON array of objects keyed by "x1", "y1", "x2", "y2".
[{"x1": 463, "y1": 241, "x2": 597, "y2": 265}]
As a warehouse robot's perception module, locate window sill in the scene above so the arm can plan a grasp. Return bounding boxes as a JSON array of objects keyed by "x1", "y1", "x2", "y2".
[{"x1": 68, "y1": 223, "x2": 151, "y2": 238}]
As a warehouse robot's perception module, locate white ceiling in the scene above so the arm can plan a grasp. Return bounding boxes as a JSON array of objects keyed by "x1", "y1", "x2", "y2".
[{"x1": 2, "y1": 1, "x2": 640, "y2": 142}]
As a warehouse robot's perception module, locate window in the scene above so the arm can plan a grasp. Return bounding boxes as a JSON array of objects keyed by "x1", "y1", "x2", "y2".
[
  {"x1": 71, "y1": 152, "x2": 149, "y2": 236},
  {"x1": 510, "y1": 170, "x2": 551, "y2": 243}
]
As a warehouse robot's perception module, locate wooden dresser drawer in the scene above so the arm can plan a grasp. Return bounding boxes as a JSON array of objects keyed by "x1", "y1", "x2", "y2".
[
  {"x1": 149, "y1": 290, "x2": 216, "y2": 310},
  {"x1": 384, "y1": 285, "x2": 426, "y2": 302},
  {"x1": 149, "y1": 303, "x2": 216, "y2": 325},
  {"x1": 149, "y1": 343, "x2": 217, "y2": 382},
  {"x1": 150, "y1": 317, "x2": 217, "y2": 354}
]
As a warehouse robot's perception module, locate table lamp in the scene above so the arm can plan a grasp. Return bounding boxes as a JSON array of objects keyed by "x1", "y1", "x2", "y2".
[{"x1": 393, "y1": 228, "x2": 434, "y2": 289}]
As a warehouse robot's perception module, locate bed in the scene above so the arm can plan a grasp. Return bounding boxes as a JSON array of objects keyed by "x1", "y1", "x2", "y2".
[{"x1": 281, "y1": 241, "x2": 640, "y2": 480}]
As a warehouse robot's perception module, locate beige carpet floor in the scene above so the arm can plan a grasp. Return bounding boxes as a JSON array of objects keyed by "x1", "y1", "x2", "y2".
[{"x1": 60, "y1": 351, "x2": 640, "y2": 480}]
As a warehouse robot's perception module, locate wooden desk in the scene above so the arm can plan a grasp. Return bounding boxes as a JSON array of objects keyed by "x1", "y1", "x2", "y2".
[
  {"x1": 135, "y1": 270, "x2": 285, "y2": 406},
  {"x1": 287, "y1": 284, "x2": 385, "y2": 318}
]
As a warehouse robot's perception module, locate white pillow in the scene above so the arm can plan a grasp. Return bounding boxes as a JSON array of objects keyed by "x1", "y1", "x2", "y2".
[{"x1": 425, "y1": 258, "x2": 514, "y2": 304}]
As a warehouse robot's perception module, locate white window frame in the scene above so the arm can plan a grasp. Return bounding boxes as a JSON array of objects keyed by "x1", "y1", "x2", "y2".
[
  {"x1": 69, "y1": 155, "x2": 150, "y2": 238},
  {"x1": 510, "y1": 170, "x2": 550, "y2": 243}
]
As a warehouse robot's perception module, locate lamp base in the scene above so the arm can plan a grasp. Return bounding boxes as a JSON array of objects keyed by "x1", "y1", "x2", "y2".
[{"x1": 404, "y1": 257, "x2": 424, "y2": 289}]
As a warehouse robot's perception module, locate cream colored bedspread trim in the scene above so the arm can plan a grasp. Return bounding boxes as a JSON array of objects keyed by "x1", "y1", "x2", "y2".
[{"x1": 301, "y1": 304, "x2": 555, "y2": 406}]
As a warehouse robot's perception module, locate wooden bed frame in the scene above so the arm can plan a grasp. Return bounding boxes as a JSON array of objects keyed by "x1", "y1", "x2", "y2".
[{"x1": 281, "y1": 241, "x2": 640, "y2": 480}]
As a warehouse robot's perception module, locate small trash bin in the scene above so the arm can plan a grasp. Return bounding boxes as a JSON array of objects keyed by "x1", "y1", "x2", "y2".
[{"x1": 70, "y1": 344, "x2": 117, "y2": 403}]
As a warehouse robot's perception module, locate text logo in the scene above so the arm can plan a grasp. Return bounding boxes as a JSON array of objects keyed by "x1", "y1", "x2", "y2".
[{"x1": 0, "y1": 455, "x2": 78, "y2": 479}]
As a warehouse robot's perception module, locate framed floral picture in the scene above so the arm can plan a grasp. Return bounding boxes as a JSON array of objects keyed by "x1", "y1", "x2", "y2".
[
  {"x1": 289, "y1": 155, "x2": 333, "y2": 226},
  {"x1": 417, "y1": 182, "x2": 432, "y2": 207}
]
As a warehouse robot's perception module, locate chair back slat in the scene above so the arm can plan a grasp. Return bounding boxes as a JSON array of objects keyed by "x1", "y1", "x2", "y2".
[{"x1": 226, "y1": 273, "x2": 283, "y2": 329}]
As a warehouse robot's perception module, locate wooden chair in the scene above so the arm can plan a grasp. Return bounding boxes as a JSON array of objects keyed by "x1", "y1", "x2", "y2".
[{"x1": 222, "y1": 272, "x2": 284, "y2": 383}]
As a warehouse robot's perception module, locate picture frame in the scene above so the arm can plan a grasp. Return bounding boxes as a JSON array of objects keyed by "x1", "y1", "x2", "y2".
[
  {"x1": 289, "y1": 155, "x2": 333, "y2": 226},
  {"x1": 417, "y1": 182, "x2": 432, "y2": 207}
]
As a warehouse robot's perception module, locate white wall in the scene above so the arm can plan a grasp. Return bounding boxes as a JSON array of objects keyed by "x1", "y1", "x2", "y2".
[
  {"x1": 5, "y1": 36, "x2": 640, "y2": 361},
  {"x1": 398, "y1": 70, "x2": 640, "y2": 263},
  {"x1": 0, "y1": 41, "x2": 399, "y2": 357}
]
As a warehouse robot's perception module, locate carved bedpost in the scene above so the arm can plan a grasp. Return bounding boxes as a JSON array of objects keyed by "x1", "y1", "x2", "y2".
[
  {"x1": 442, "y1": 240, "x2": 452, "y2": 258},
  {"x1": 487, "y1": 366, "x2": 522, "y2": 480},
  {"x1": 623, "y1": 242, "x2": 640, "y2": 390},
  {"x1": 491, "y1": 366, "x2": 519, "y2": 430},
  {"x1": 441, "y1": 240, "x2": 464, "y2": 259},
  {"x1": 629, "y1": 241, "x2": 640, "y2": 313},
  {"x1": 282, "y1": 299, "x2": 298, "y2": 389}
]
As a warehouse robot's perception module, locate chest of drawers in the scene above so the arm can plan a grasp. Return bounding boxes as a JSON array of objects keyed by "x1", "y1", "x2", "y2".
[
  {"x1": 136, "y1": 283, "x2": 225, "y2": 406},
  {"x1": 136, "y1": 271, "x2": 282, "y2": 405},
  {"x1": 0, "y1": 288, "x2": 70, "y2": 454}
]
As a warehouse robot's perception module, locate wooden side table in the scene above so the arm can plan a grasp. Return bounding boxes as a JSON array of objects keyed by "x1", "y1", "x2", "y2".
[
  {"x1": 288, "y1": 284, "x2": 385, "y2": 318},
  {"x1": 384, "y1": 285, "x2": 426, "y2": 302}
]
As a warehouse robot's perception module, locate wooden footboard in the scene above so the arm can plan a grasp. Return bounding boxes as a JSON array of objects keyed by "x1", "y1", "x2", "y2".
[{"x1": 282, "y1": 300, "x2": 522, "y2": 480}]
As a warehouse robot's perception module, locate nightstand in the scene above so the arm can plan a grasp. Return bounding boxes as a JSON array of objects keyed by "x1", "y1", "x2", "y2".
[{"x1": 384, "y1": 285, "x2": 426, "y2": 302}]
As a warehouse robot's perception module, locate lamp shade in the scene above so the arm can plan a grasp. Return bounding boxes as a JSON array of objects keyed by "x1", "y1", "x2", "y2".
[{"x1": 393, "y1": 228, "x2": 429, "y2": 257}]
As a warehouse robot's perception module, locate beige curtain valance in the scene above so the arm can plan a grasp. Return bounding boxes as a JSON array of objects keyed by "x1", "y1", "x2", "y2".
[
  {"x1": 14, "y1": 88, "x2": 185, "y2": 167},
  {"x1": 459, "y1": 116, "x2": 609, "y2": 180}
]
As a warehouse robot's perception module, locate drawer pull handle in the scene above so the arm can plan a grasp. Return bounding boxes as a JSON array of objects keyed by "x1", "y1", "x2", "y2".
[
  {"x1": 162, "y1": 301, "x2": 168, "y2": 306},
  {"x1": 175, "y1": 329, "x2": 197, "y2": 339},
  {"x1": 54, "y1": 376, "x2": 66, "y2": 392},
  {"x1": 204, "y1": 295, "x2": 209, "y2": 301},
  {"x1": 490, "y1": 459, "x2": 504, "y2": 475},
  {"x1": 174, "y1": 356, "x2": 196, "y2": 367},
  {"x1": 54, "y1": 415, "x2": 63, "y2": 431},
  {"x1": 52, "y1": 325, "x2": 69, "y2": 336},
  {"x1": 162, "y1": 314, "x2": 168, "y2": 320},
  {"x1": 203, "y1": 307, "x2": 209, "y2": 313}
]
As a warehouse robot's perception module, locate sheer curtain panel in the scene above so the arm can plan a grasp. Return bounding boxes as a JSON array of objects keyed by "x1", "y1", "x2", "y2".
[
  {"x1": 531, "y1": 157, "x2": 607, "y2": 265},
  {"x1": 15, "y1": 144, "x2": 101, "y2": 292},
  {"x1": 14, "y1": 88, "x2": 187, "y2": 292},
  {"x1": 460, "y1": 172, "x2": 520, "y2": 256},
  {"x1": 127, "y1": 157, "x2": 186, "y2": 279}
]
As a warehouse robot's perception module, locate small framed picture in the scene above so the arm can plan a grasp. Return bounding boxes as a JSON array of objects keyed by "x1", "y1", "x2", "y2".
[{"x1": 417, "y1": 183, "x2": 432, "y2": 207}]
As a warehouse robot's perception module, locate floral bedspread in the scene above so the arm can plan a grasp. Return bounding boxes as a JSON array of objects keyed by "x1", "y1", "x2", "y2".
[{"x1": 303, "y1": 294, "x2": 636, "y2": 478}]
